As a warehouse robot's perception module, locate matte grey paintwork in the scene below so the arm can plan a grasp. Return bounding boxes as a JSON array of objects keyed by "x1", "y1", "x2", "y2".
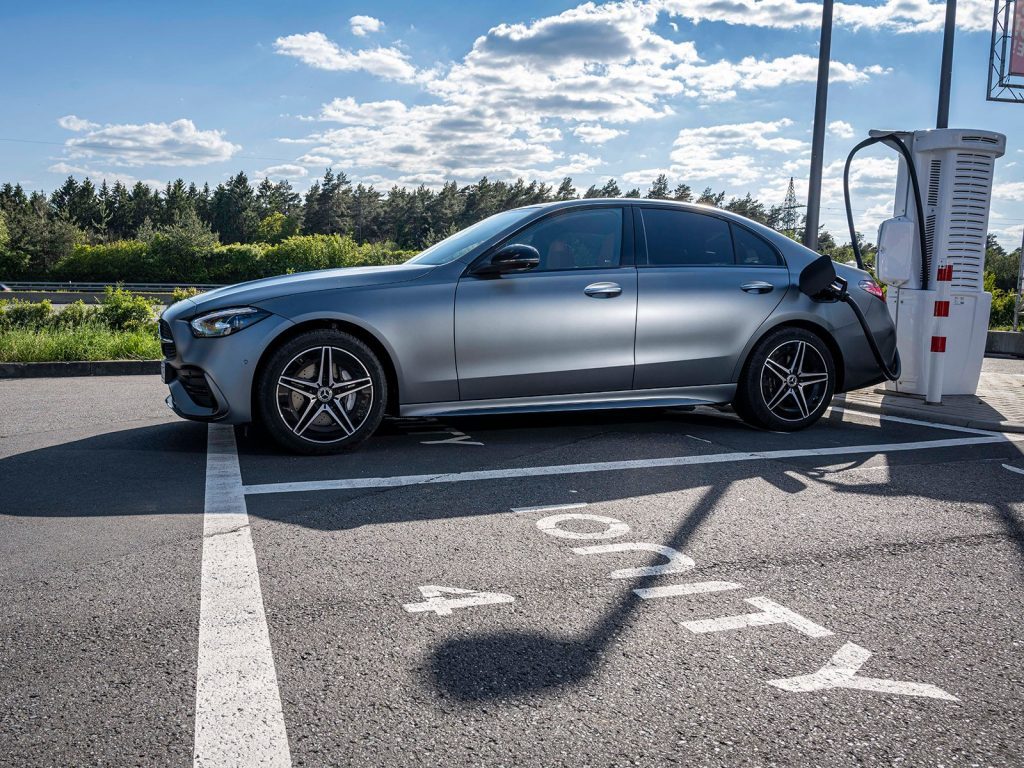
[{"x1": 159, "y1": 198, "x2": 896, "y2": 425}]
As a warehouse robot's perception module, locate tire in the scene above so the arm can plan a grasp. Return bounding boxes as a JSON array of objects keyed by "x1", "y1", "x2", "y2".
[
  {"x1": 257, "y1": 329, "x2": 387, "y2": 455},
  {"x1": 733, "y1": 327, "x2": 835, "y2": 432}
]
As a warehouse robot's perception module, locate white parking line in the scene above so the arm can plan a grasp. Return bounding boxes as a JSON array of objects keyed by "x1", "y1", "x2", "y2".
[
  {"x1": 243, "y1": 433, "x2": 1012, "y2": 495},
  {"x1": 196, "y1": 425, "x2": 291, "y2": 768},
  {"x1": 511, "y1": 502, "x2": 590, "y2": 514},
  {"x1": 1003, "y1": 463, "x2": 1024, "y2": 476}
]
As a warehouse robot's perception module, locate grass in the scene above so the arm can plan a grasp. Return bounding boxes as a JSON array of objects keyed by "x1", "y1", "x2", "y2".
[{"x1": 0, "y1": 324, "x2": 160, "y2": 362}]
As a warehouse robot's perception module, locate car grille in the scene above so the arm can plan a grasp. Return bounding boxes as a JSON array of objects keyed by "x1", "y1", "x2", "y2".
[
  {"x1": 177, "y1": 367, "x2": 216, "y2": 409},
  {"x1": 159, "y1": 319, "x2": 176, "y2": 359}
]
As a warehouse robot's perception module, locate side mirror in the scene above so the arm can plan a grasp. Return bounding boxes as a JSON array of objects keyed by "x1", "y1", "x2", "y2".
[
  {"x1": 798, "y1": 254, "x2": 839, "y2": 298},
  {"x1": 474, "y1": 244, "x2": 540, "y2": 276}
]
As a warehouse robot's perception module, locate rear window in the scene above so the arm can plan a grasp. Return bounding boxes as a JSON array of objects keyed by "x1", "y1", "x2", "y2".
[
  {"x1": 639, "y1": 208, "x2": 733, "y2": 266},
  {"x1": 731, "y1": 224, "x2": 782, "y2": 266}
]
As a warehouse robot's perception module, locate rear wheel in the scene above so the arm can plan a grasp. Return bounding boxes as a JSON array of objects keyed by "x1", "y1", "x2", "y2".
[
  {"x1": 733, "y1": 327, "x2": 835, "y2": 432},
  {"x1": 257, "y1": 329, "x2": 387, "y2": 454}
]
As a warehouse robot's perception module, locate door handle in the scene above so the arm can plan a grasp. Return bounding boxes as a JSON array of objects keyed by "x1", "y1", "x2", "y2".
[
  {"x1": 740, "y1": 281, "x2": 774, "y2": 294},
  {"x1": 584, "y1": 282, "x2": 622, "y2": 298}
]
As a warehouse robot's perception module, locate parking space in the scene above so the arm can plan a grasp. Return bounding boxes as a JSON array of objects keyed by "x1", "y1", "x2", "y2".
[{"x1": 2, "y1": 376, "x2": 1024, "y2": 766}]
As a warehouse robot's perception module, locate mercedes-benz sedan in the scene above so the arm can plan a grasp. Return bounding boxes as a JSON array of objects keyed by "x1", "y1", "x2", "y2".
[{"x1": 159, "y1": 199, "x2": 895, "y2": 454}]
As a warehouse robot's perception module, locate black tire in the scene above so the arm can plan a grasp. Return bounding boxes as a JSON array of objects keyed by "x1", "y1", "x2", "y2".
[
  {"x1": 257, "y1": 329, "x2": 387, "y2": 455},
  {"x1": 733, "y1": 327, "x2": 835, "y2": 432}
]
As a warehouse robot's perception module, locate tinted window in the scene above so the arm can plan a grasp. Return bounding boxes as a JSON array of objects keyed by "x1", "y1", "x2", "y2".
[
  {"x1": 640, "y1": 209, "x2": 733, "y2": 266},
  {"x1": 407, "y1": 208, "x2": 535, "y2": 265},
  {"x1": 732, "y1": 224, "x2": 782, "y2": 266},
  {"x1": 505, "y1": 208, "x2": 622, "y2": 271}
]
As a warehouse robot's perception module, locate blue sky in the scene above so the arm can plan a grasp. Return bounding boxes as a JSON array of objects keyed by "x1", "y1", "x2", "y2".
[{"x1": 2, "y1": 0, "x2": 1022, "y2": 246}]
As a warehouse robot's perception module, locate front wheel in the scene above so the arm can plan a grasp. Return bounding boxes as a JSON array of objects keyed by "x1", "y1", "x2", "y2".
[
  {"x1": 733, "y1": 327, "x2": 835, "y2": 432},
  {"x1": 257, "y1": 329, "x2": 387, "y2": 454}
]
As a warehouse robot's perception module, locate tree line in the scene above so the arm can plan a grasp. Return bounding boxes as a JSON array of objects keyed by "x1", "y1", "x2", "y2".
[{"x1": 0, "y1": 169, "x2": 1017, "y2": 287}]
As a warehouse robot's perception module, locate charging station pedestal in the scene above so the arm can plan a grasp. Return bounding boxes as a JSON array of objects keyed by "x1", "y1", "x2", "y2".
[{"x1": 873, "y1": 128, "x2": 1006, "y2": 398}]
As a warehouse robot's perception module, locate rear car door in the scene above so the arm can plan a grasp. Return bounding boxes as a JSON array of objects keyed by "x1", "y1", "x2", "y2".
[
  {"x1": 633, "y1": 206, "x2": 787, "y2": 389},
  {"x1": 454, "y1": 206, "x2": 637, "y2": 401}
]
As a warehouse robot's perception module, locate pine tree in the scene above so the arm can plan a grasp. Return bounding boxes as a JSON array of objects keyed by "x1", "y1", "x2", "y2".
[
  {"x1": 672, "y1": 183, "x2": 693, "y2": 202},
  {"x1": 646, "y1": 174, "x2": 670, "y2": 199},
  {"x1": 554, "y1": 177, "x2": 577, "y2": 200}
]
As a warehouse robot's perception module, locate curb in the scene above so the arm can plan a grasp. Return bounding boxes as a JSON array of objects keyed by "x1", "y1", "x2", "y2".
[
  {"x1": 835, "y1": 394, "x2": 1024, "y2": 434},
  {"x1": 0, "y1": 360, "x2": 161, "y2": 379}
]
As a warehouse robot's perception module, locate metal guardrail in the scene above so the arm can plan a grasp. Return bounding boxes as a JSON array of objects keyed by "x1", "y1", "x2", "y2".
[{"x1": 2, "y1": 281, "x2": 224, "y2": 292}]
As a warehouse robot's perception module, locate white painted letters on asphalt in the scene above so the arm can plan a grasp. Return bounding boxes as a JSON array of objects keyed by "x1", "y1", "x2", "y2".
[
  {"x1": 634, "y1": 581, "x2": 742, "y2": 599},
  {"x1": 536, "y1": 512, "x2": 631, "y2": 540},
  {"x1": 571, "y1": 542, "x2": 696, "y2": 579},
  {"x1": 683, "y1": 596, "x2": 834, "y2": 638},
  {"x1": 402, "y1": 585, "x2": 515, "y2": 616},
  {"x1": 768, "y1": 642, "x2": 959, "y2": 701}
]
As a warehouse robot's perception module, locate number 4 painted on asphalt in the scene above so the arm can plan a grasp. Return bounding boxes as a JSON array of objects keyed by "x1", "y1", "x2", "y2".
[{"x1": 402, "y1": 585, "x2": 515, "y2": 616}]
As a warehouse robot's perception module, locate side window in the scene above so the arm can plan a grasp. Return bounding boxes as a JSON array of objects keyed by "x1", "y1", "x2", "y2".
[
  {"x1": 639, "y1": 209, "x2": 733, "y2": 266},
  {"x1": 504, "y1": 208, "x2": 623, "y2": 271},
  {"x1": 732, "y1": 224, "x2": 782, "y2": 266}
]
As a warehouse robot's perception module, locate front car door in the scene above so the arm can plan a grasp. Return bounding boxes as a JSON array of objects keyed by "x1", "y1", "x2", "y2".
[
  {"x1": 633, "y1": 206, "x2": 787, "y2": 389},
  {"x1": 455, "y1": 206, "x2": 637, "y2": 401}
]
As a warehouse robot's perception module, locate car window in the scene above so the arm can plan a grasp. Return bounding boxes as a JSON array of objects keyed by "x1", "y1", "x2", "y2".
[
  {"x1": 639, "y1": 208, "x2": 733, "y2": 266},
  {"x1": 406, "y1": 208, "x2": 536, "y2": 265},
  {"x1": 731, "y1": 224, "x2": 782, "y2": 266},
  {"x1": 502, "y1": 208, "x2": 622, "y2": 271}
]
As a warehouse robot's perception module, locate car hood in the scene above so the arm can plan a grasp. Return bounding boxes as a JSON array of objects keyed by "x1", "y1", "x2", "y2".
[{"x1": 183, "y1": 262, "x2": 435, "y2": 313}]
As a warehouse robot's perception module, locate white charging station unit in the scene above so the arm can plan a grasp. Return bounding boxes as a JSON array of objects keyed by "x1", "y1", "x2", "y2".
[{"x1": 873, "y1": 128, "x2": 1006, "y2": 400}]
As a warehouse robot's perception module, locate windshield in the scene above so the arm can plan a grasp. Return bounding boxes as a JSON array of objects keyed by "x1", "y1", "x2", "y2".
[{"x1": 405, "y1": 208, "x2": 537, "y2": 265}]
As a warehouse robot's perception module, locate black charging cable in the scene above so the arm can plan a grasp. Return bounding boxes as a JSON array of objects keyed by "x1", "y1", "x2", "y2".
[
  {"x1": 824, "y1": 276, "x2": 902, "y2": 380},
  {"x1": 842, "y1": 133, "x2": 930, "y2": 290}
]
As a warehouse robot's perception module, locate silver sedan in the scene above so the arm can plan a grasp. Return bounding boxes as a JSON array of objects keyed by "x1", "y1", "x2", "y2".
[{"x1": 159, "y1": 199, "x2": 896, "y2": 454}]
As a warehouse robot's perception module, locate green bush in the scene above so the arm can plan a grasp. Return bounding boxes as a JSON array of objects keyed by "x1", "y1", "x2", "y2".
[
  {"x1": 208, "y1": 243, "x2": 267, "y2": 283},
  {"x1": 53, "y1": 240, "x2": 154, "y2": 282},
  {"x1": 54, "y1": 299, "x2": 98, "y2": 328},
  {"x1": 97, "y1": 286, "x2": 159, "y2": 332},
  {"x1": 990, "y1": 288, "x2": 1018, "y2": 329},
  {"x1": 0, "y1": 298, "x2": 54, "y2": 329},
  {"x1": 171, "y1": 286, "x2": 203, "y2": 303}
]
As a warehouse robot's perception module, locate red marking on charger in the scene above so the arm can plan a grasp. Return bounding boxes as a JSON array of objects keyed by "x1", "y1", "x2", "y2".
[
  {"x1": 930, "y1": 336, "x2": 947, "y2": 353},
  {"x1": 936, "y1": 266, "x2": 953, "y2": 282},
  {"x1": 933, "y1": 301, "x2": 950, "y2": 317}
]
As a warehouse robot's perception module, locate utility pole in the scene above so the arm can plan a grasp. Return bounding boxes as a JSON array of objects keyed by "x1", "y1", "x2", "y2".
[
  {"x1": 803, "y1": 0, "x2": 833, "y2": 252},
  {"x1": 936, "y1": 0, "x2": 957, "y2": 128}
]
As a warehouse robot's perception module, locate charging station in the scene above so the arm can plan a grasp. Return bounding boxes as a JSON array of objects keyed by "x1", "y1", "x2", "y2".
[{"x1": 867, "y1": 128, "x2": 1006, "y2": 401}]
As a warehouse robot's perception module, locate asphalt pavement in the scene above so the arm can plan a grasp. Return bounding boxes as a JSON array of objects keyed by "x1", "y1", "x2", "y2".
[{"x1": 2, "y1": 373, "x2": 1023, "y2": 767}]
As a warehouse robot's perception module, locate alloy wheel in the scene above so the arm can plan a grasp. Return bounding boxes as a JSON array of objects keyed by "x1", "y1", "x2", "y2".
[
  {"x1": 759, "y1": 339, "x2": 830, "y2": 422},
  {"x1": 275, "y1": 345, "x2": 374, "y2": 443}
]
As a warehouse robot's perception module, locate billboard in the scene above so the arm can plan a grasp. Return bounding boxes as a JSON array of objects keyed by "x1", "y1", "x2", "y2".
[{"x1": 1012, "y1": 0, "x2": 1024, "y2": 76}]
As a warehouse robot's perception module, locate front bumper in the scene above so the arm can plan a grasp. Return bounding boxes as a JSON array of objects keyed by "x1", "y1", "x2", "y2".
[{"x1": 159, "y1": 309, "x2": 293, "y2": 424}]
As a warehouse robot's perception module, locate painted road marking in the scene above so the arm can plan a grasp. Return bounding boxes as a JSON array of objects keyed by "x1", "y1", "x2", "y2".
[
  {"x1": 830, "y1": 406, "x2": 1005, "y2": 436},
  {"x1": 768, "y1": 642, "x2": 959, "y2": 701},
  {"x1": 682, "y1": 596, "x2": 834, "y2": 638},
  {"x1": 634, "y1": 581, "x2": 742, "y2": 599},
  {"x1": 536, "y1": 513, "x2": 631, "y2": 540},
  {"x1": 511, "y1": 502, "x2": 590, "y2": 514},
  {"x1": 572, "y1": 542, "x2": 696, "y2": 579},
  {"x1": 243, "y1": 433, "x2": 1014, "y2": 495},
  {"x1": 196, "y1": 424, "x2": 291, "y2": 768},
  {"x1": 1003, "y1": 463, "x2": 1024, "y2": 476},
  {"x1": 402, "y1": 585, "x2": 515, "y2": 615}
]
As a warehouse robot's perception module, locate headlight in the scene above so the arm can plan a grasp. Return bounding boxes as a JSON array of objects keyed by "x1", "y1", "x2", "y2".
[{"x1": 189, "y1": 307, "x2": 270, "y2": 337}]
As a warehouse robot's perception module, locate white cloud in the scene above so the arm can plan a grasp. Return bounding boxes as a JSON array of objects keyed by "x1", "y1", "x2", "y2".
[
  {"x1": 659, "y1": 0, "x2": 991, "y2": 33},
  {"x1": 58, "y1": 117, "x2": 240, "y2": 167},
  {"x1": 274, "y1": 1, "x2": 885, "y2": 185},
  {"x1": 350, "y1": 15, "x2": 383, "y2": 37},
  {"x1": 258, "y1": 163, "x2": 309, "y2": 178},
  {"x1": 993, "y1": 181, "x2": 1024, "y2": 202},
  {"x1": 57, "y1": 115, "x2": 99, "y2": 131},
  {"x1": 828, "y1": 120, "x2": 856, "y2": 139},
  {"x1": 669, "y1": 119, "x2": 808, "y2": 186},
  {"x1": 573, "y1": 124, "x2": 626, "y2": 144},
  {"x1": 274, "y1": 31, "x2": 418, "y2": 81}
]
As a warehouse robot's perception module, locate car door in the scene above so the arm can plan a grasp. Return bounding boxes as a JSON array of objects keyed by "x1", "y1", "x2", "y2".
[
  {"x1": 455, "y1": 206, "x2": 637, "y2": 401},
  {"x1": 633, "y1": 206, "x2": 787, "y2": 389}
]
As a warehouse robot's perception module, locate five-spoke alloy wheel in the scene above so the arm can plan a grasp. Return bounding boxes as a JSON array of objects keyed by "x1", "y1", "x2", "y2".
[
  {"x1": 258, "y1": 330, "x2": 387, "y2": 454},
  {"x1": 733, "y1": 327, "x2": 835, "y2": 432}
]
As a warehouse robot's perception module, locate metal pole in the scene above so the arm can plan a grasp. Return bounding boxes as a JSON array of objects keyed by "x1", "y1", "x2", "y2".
[
  {"x1": 1014, "y1": 227, "x2": 1024, "y2": 332},
  {"x1": 936, "y1": 0, "x2": 957, "y2": 128},
  {"x1": 803, "y1": 0, "x2": 833, "y2": 251}
]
